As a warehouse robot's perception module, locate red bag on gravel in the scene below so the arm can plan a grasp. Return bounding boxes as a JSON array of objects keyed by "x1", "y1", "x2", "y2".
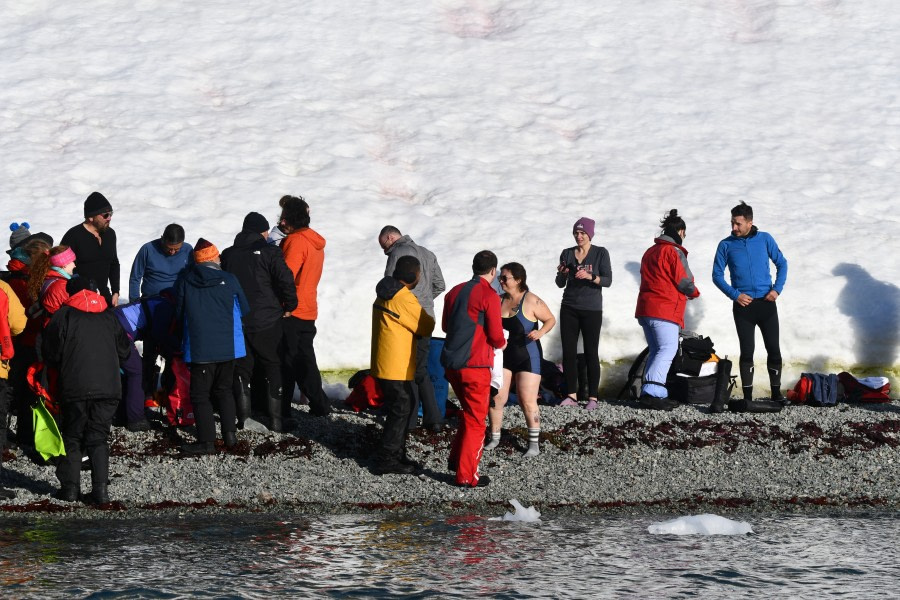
[{"x1": 838, "y1": 372, "x2": 892, "y2": 403}]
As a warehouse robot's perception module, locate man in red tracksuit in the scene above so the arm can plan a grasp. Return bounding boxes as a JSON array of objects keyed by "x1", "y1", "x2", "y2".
[{"x1": 441, "y1": 250, "x2": 506, "y2": 488}]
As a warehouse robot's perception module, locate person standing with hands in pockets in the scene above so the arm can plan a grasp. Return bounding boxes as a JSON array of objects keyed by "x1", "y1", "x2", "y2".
[{"x1": 556, "y1": 217, "x2": 612, "y2": 409}]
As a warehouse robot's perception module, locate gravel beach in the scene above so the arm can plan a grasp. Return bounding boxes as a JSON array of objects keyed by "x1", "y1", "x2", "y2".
[{"x1": 2, "y1": 395, "x2": 899, "y2": 517}]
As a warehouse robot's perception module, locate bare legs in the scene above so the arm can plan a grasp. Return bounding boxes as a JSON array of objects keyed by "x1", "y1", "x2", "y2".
[{"x1": 486, "y1": 369, "x2": 542, "y2": 456}]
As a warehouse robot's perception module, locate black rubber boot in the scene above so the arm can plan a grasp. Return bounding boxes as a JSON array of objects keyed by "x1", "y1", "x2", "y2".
[
  {"x1": 87, "y1": 483, "x2": 109, "y2": 505},
  {"x1": 639, "y1": 394, "x2": 678, "y2": 411},
  {"x1": 223, "y1": 431, "x2": 238, "y2": 449},
  {"x1": 576, "y1": 353, "x2": 589, "y2": 403},
  {"x1": 55, "y1": 484, "x2": 80, "y2": 502},
  {"x1": 710, "y1": 359, "x2": 733, "y2": 413},
  {"x1": 0, "y1": 457, "x2": 14, "y2": 500},
  {"x1": 234, "y1": 376, "x2": 252, "y2": 430},
  {"x1": 267, "y1": 394, "x2": 283, "y2": 433},
  {"x1": 181, "y1": 441, "x2": 215, "y2": 456},
  {"x1": 86, "y1": 444, "x2": 110, "y2": 503}
]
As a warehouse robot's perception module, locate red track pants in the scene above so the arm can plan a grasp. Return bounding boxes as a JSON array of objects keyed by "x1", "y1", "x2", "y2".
[{"x1": 446, "y1": 367, "x2": 491, "y2": 486}]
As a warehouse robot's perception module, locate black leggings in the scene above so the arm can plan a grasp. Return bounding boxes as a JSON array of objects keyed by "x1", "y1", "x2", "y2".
[
  {"x1": 733, "y1": 300, "x2": 782, "y2": 390},
  {"x1": 560, "y1": 305, "x2": 603, "y2": 398}
]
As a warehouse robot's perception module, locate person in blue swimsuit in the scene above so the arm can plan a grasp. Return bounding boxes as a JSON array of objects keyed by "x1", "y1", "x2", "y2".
[{"x1": 485, "y1": 262, "x2": 556, "y2": 457}]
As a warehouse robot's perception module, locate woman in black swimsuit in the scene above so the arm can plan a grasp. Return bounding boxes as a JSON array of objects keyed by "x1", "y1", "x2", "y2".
[{"x1": 485, "y1": 263, "x2": 556, "y2": 457}]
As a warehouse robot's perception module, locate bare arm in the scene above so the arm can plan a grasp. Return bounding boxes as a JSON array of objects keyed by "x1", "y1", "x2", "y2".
[{"x1": 525, "y1": 294, "x2": 556, "y2": 341}]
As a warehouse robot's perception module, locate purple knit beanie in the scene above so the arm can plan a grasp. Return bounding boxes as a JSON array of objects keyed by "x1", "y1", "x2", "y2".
[{"x1": 573, "y1": 217, "x2": 595, "y2": 239}]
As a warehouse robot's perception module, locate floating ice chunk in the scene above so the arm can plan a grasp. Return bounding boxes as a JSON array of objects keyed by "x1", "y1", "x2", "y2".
[
  {"x1": 494, "y1": 499, "x2": 541, "y2": 522},
  {"x1": 648, "y1": 514, "x2": 753, "y2": 535}
]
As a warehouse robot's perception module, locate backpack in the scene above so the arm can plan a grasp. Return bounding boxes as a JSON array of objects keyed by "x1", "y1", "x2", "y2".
[
  {"x1": 670, "y1": 335, "x2": 715, "y2": 376},
  {"x1": 787, "y1": 374, "x2": 813, "y2": 404},
  {"x1": 837, "y1": 372, "x2": 892, "y2": 403},
  {"x1": 617, "y1": 347, "x2": 650, "y2": 400},
  {"x1": 344, "y1": 372, "x2": 384, "y2": 413},
  {"x1": 0, "y1": 270, "x2": 28, "y2": 283}
]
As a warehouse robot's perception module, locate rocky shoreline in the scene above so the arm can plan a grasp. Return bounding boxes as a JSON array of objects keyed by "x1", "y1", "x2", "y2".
[{"x1": 2, "y1": 396, "x2": 899, "y2": 518}]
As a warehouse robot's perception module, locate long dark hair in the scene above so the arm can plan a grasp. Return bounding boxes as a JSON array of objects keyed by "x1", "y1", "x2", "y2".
[{"x1": 27, "y1": 245, "x2": 69, "y2": 302}]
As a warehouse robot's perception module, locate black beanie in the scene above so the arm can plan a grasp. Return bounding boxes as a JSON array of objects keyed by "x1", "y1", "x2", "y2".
[
  {"x1": 21, "y1": 232, "x2": 54, "y2": 248},
  {"x1": 242, "y1": 212, "x2": 270, "y2": 234},
  {"x1": 84, "y1": 191, "x2": 113, "y2": 218}
]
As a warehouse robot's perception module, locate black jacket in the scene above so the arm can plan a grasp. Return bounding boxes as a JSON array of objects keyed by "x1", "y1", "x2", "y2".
[
  {"x1": 41, "y1": 290, "x2": 131, "y2": 402},
  {"x1": 221, "y1": 231, "x2": 297, "y2": 333},
  {"x1": 60, "y1": 224, "x2": 120, "y2": 298}
]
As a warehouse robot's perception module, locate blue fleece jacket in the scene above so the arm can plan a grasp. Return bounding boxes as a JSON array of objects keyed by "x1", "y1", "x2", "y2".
[
  {"x1": 129, "y1": 239, "x2": 193, "y2": 300},
  {"x1": 712, "y1": 227, "x2": 787, "y2": 301}
]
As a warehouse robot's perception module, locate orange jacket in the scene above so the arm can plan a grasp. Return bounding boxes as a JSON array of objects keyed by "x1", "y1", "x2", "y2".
[{"x1": 281, "y1": 228, "x2": 326, "y2": 320}]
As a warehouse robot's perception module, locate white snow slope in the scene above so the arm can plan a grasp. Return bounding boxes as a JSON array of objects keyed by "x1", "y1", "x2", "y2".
[{"x1": 1, "y1": 0, "x2": 898, "y2": 381}]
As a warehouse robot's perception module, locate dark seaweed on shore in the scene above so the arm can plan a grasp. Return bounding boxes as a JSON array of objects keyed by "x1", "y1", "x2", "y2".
[
  {"x1": 490, "y1": 418, "x2": 900, "y2": 459},
  {"x1": 105, "y1": 431, "x2": 317, "y2": 461}
]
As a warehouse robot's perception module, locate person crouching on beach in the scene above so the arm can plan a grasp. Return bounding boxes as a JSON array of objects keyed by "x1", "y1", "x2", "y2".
[
  {"x1": 42, "y1": 277, "x2": 131, "y2": 504},
  {"x1": 635, "y1": 210, "x2": 699, "y2": 411},
  {"x1": 370, "y1": 255, "x2": 435, "y2": 475},
  {"x1": 485, "y1": 262, "x2": 556, "y2": 457}
]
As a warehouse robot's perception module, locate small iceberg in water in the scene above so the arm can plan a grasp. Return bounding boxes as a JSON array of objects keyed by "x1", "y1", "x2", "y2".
[
  {"x1": 648, "y1": 514, "x2": 753, "y2": 535},
  {"x1": 491, "y1": 499, "x2": 541, "y2": 522}
]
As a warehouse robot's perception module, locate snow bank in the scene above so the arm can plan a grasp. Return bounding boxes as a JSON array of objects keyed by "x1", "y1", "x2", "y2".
[{"x1": 2, "y1": 0, "x2": 897, "y2": 374}]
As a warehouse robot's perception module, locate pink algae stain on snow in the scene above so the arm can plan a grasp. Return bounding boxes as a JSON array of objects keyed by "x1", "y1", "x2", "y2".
[{"x1": 443, "y1": 2, "x2": 521, "y2": 39}]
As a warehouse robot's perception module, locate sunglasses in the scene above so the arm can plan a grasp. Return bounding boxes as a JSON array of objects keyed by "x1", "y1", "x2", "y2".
[
  {"x1": 100, "y1": 212, "x2": 113, "y2": 220},
  {"x1": 498, "y1": 275, "x2": 511, "y2": 283}
]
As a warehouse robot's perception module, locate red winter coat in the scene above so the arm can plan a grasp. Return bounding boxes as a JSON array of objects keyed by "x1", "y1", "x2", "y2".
[
  {"x1": 635, "y1": 236, "x2": 700, "y2": 328},
  {"x1": 441, "y1": 276, "x2": 505, "y2": 369},
  {"x1": 39, "y1": 270, "x2": 70, "y2": 328}
]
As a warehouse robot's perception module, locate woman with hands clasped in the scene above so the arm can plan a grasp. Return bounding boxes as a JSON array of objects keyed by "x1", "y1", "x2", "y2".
[
  {"x1": 555, "y1": 217, "x2": 612, "y2": 409},
  {"x1": 485, "y1": 262, "x2": 556, "y2": 457}
]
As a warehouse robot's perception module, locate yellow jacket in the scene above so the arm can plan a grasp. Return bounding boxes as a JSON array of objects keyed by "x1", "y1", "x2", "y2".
[
  {"x1": 0, "y1": 279, "x2": 26, "y2": 380},
  {"x1": 370, "y1": 277, "x2": 435, "y2": 381}
]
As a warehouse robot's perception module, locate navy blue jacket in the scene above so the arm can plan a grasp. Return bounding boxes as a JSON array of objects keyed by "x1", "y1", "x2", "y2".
[
  {"x1": 174, "y1": 263, "x2": 249, "y2": 364},
  {"x1": 129, "y1": 239, "x2": 193, "y2": 300},
  {"x1": 712, "y1": 227, "x2": 787, "y2": 301}
]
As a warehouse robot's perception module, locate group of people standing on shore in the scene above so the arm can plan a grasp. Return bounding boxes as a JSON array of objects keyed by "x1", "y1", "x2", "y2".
[
  {"x1": 0, "y1": 192, "x2": 787, "y2": 498},
  {"x1": 368, "y1": 201, "x2": 786, "y2": 487},
  {"x1": 0, "y1": 193, "x2": 332, "y2": 502}
]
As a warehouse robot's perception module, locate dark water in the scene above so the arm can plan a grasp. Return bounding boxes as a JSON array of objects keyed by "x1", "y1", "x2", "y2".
[{"x1": 1, "y1": 510, "x2": 899, "y2": 598}]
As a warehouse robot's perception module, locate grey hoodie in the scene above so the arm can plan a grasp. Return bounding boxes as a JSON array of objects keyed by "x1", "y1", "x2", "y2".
[{"x1": 384, "y1": 235, "x2": 445, "y2": 317}]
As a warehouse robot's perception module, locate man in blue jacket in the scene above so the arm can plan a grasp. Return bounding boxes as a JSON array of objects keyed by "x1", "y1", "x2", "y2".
[
  {"x1": 174, "y1": 239, "x2": 250, "y2": 455},
  {"x1": 129, "y1": 223, "x2": 193, "y2": 403},
  {"x1": 129, "y1": 224, "x2": 193, "y2": 301},
  {"x1": 712, "y1": 202, "x2": 787, "y2": 411}
]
